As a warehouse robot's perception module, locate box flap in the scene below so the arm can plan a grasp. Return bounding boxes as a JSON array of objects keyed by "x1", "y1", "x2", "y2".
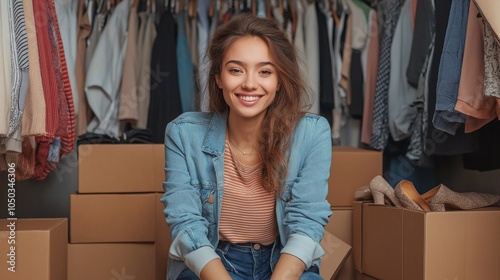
[{"x1": 320, "y1": 231, "x2": 352, "y2": 280}]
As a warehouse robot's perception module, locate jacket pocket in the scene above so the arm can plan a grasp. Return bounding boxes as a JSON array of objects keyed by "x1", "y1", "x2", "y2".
[{"x1": 199, "y1": 183, "x2": 217, "y2": 224}]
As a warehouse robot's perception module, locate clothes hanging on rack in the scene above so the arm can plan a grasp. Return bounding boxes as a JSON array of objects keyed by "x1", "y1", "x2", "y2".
[
  {"x1": 432, "y1": 0, "x2": 469, "y2": 136},
  {"x1": 147, "y1": 8, "x2": 182, "y2": 143},
  {"x1": 370, "y1": 0, "x2": 403, "y2": 151},
  {"x1": 85, "y1": 0, "x2": 131, "y2": 138},
  {"x1": 455, "y1": 2, "x2": 496, "y2": 133},
  {"x1": 118, "y1": 5, "x2": 140, "y2": 124},
  {"x1": 425, "y1": 0, "x2": 478, "y2": 157},
  {"x1": 176, "y1": 9, "x2": 196, "y2": 112}
]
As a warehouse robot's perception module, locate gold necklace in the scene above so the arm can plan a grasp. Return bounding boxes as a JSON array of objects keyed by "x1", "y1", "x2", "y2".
[{"x1": 227, "y1": 135, "x2": 257, "y2": 156}]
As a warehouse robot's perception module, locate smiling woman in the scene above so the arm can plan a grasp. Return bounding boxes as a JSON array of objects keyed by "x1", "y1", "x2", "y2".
[{"x1": 161, "y1": 13, "x2": 332, "y2": 280}]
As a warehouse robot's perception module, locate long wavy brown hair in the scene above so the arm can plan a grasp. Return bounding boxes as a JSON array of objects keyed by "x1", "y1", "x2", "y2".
[{"x1": 206, "y1": 13, "x2": 311, "y2": 193}]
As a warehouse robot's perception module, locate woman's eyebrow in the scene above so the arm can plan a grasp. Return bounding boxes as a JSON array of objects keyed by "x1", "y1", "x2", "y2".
[{"x1": 224, "y1": 60, "x2": 275, "y2": 67}]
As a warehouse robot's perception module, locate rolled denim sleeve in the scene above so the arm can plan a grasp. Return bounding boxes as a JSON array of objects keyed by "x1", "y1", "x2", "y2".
[
  {"x1": 160, "y1": 121, "x2": 217, "y2": 275},
  {"x1": 280, "y1": 116, "x2": 332, "y2": 268}
]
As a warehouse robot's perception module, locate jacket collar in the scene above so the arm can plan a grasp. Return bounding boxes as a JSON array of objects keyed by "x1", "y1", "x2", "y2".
[{"x1": 202, "y1": 111, "x2": 228, "y2": 156}]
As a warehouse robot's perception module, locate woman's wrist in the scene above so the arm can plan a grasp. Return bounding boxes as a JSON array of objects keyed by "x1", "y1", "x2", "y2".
[
  {"x1": 199, "y1": 258, "x2": 232, "y2": 280},
  {"x1": 270, "y1": 253, "x2": 305, "y2": 280}
]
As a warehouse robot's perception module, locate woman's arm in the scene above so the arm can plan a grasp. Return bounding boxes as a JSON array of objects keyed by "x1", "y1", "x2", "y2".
[
  {"x1": 270, "y1": 253, "x2": 305, "y2": 280},
  {"x1": 277, "y1": 116, "x2": 333, "y2": 272},
  {"x1": 199, "y1": 259, "x2": 233, "y2": 280},
  {"x1": 161, "y1": 120, "x2": 219, "y2": 276}
]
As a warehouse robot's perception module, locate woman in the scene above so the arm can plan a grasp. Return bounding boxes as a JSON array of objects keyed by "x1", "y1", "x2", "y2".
[{"x1": 161, "y1": 13, "x2": 332, "y2": 280}]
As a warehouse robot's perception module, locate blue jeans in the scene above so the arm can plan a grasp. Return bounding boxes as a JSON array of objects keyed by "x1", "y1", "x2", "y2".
[{"x1": 177, "y1": 241, "x2": 322, "y2": 280}]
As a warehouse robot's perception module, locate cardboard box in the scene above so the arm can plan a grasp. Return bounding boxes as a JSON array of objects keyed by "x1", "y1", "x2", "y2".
[
  {"x1": 70, "y1": 193, "x2": 156, "y2": 243},
  {"x1": 326, "y1": 207, "x2": 353, "y2": 245},
  {"x1": 68, "y1": 243, "x2": 155, "y2": 280},
  {"x1": 354, "y1": 270, "x2": 378, "y2": 280},
  {"x1": 78, "y1": 144, "x2": 164, "y2": 193},
  {"x1": 328, "y1": 147, "x2": 382, "y2": 207},
  {"x1": 353, "y1": 201, "x2": 500, "y2": 280},
  {"x1": 320, "y1": 231, "x2": 352, "y2": 280},
  {"x1": 0, "y1": 218, "x2": 67, "y2": 280},
  {"x1": 335, "y1": 253, "x2": 355, "y2": 280},
  {"x1": 155, "y1": 193, "x2": 171, "y2": 280}
]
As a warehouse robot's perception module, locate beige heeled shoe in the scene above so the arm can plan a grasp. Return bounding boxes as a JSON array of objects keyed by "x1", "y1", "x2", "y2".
[
  {"x1": 354, "y1": 185, "x2": 372, "y2": 201},
  {"x1": 394, "y1": 180, "x2": 437, "y2": 212},
  {"x1": 369, "y1": 175, "x2": 401, "y2": 207},
  {"x1": 422, "y1": 184, "x2": 500, "y2": 210}
]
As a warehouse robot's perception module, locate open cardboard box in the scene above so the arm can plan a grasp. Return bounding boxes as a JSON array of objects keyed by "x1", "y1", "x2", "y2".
[
  {"x1": 328, "y1": 147, "x2": 382, "y2": 207},
  {"x1": 353, "y1": 201, "x2": 500, "y2": 280},
  {"x1": 320, "y1": 230, "x2": 352, "y2": 280}
]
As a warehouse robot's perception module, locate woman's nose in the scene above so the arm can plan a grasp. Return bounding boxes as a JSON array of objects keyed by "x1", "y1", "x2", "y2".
[{"x1": 242, "y1": 74, "x2": 257, "y2": 90}]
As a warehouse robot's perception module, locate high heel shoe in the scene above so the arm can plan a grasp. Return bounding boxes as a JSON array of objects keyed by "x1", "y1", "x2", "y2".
[
  {"x1": 421, "y1": 184, "x2": 500, "y2": 210},
  {"x1": 394, "y1": 180, "x2": 436, "y2": 212},
  {"x1": 354, "y1": 185, "x2": 372, "y2": 201},
  {"x1": 369, "y1": 176, "x2": 401, "y2": 207}
]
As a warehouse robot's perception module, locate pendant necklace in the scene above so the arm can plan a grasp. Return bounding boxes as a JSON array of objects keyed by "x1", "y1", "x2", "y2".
[{"x1": 227, "y1": 135, "x2": 257, "y2": 156}]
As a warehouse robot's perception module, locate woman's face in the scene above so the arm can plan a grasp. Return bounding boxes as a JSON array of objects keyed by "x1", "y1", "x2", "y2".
[{"x1": 216, "y1": 36, "x2": 279, "y2": 123}]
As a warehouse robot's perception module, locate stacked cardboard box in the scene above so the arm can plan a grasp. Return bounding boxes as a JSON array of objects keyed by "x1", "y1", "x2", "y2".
[
  {"x1": 325, "y1": 146, "x2": 383, "y2": 279},
  {"x1": 69, "y1": 144, "x2": 169, "y2": 280},
  {"x1": 0, "y1": 218, "x2": 68, "y2": 280},
  {"x1": 70, "y1": 145, "x2": 380, "y2": 279}
]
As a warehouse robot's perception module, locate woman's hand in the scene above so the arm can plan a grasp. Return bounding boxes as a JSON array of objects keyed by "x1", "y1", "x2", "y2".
[
  {"x1": 200, "y1": 258, "x2": 233, "y2": 280},
  {"x1": 270, "y1": 253, "x2": 306, "y2": 280}
]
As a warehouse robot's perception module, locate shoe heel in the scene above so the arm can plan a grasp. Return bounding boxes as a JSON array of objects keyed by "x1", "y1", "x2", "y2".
[
  {"x1": 369, "y1": 175, "x2": 401, "y2": 207},
  {"x1": 372, "y1": 190, "x2": 385, "y2": 205}
]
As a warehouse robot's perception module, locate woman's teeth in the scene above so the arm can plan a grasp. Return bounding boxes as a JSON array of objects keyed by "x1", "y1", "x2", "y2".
[{"x1": 240, "y1": 95, "x2": 259, "y2": 102}]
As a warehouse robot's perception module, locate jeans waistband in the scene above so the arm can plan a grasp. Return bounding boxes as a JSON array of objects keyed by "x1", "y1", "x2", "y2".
[{"x1": 217, "y1": 240, "x2": 274, "y2": 252}]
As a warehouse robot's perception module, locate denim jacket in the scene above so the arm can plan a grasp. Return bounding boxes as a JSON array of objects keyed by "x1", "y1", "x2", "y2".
[{"x1": 161, "y1": 112, "x2": 332, "y2": 280}]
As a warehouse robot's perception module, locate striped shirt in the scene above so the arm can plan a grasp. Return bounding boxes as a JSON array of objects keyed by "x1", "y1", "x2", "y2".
[{"x1": 219, "y1": 139, "x2": 278, "y2": 246}]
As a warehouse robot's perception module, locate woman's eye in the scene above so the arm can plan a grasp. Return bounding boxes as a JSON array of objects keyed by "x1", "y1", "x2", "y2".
[
  {"x1": 260, "y1": 70, "x2": 272, "y2": 76},
  {"x1": 229, "y1": 68, "x2": 242, "y2": 74}
]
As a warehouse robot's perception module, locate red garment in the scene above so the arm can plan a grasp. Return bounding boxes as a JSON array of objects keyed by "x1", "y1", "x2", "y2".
[
  {"x1": 32, "y1": 0, "x2": 76, "y2": 179},
  {"x1": 49, "y1": 0, "x2": 75, "y2": 155},
  {"x1": 32, "y1": 0, "x2": 58, "y2": 179}
]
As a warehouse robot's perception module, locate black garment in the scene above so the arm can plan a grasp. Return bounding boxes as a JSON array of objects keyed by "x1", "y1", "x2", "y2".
[
  {"x1": 349, "y1": 50, "x2": 364, "y2": 119},
  {"x1": 316, "y1": 3, "x2": 334, "y2": 126},
  {"x1": 425, "y1": 0, "x2": 478, "y2": 156},
  {"x1": 463, "y1": 120, "x2": 500, "y2": 171},
  {"x1": 406, "y1": 0, "x2": 435, "y2": 88},
  {"x1": 147, "y1": 10, "x2": 183, "y2": 143}
]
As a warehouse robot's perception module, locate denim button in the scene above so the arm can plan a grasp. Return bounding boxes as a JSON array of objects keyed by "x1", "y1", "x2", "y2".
[
  {"x1": 253, "y1": 243, "x2": 261, "y2": 250},
  {"x1": 207, "y1": 195, "x2": 215, "y2": 203}
]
